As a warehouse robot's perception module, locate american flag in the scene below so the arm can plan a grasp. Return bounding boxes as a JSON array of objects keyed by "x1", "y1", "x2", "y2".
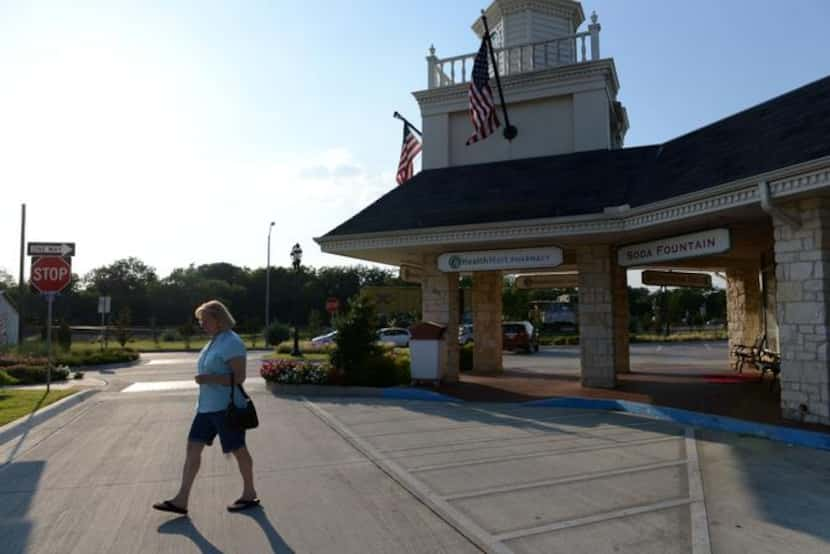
[
  {"x1": 466, "y1": 38, "x2": 500, "y2": 145},
  {"x1": 396, "y1": 122, "x2": 422, "y2": 185}
]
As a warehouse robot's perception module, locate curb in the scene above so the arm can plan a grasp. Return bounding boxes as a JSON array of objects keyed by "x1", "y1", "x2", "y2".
[
  {"x1": 0, "y1": 388, "x2": 100, "y2": 448},
  {"x1": 522, "y1": 396, "x2": 830, "y2": 451},
  {"x1": 266, "y1": 383, "x2": 459, "y2": 403}
]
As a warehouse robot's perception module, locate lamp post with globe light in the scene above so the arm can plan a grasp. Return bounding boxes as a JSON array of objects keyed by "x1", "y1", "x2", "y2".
[{"x1": 290, "y1": 243, "x2": 303, "y2": 356}]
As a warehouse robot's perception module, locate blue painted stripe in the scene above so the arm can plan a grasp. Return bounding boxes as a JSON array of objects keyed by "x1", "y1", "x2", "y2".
[
  {"x1": 523, "y1": 397, "x2": 830, "y2": 450},
  {"x1": 382, "y1": 388, "x2": 460, "y2": 402}
]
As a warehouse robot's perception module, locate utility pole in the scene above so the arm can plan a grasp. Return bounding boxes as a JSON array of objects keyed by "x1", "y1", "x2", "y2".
[
  {"x1": 265, "y1": 221, "x2": 275, "y2": 345},
  {"x1": 18, "y1": 204, "x2": 26, "y2": 345}
]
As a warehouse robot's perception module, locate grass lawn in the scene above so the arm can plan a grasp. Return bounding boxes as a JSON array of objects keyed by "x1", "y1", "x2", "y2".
[{"x1": 0, "y1": 388, "x2": 79, "y2": 427}]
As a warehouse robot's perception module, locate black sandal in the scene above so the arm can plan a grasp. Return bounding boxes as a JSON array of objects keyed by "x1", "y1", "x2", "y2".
[
  {"x1": 153, "y1": 500, "x2": 188, "y2": 515},
  {"x1": 227, "y1": 498, "x2": 260, "y2": 512}
]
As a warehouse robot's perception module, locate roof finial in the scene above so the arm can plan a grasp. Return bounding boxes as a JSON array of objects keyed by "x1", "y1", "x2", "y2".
[
  {"x1": 429, "y1": 44, "x2": 435, "y2": 56},
  {"x1": 591, "y1": 10, "x2": 598, "y2": 24}
]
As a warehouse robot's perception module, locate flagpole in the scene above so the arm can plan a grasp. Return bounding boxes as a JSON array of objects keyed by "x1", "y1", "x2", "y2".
[
  {"x1": 480, "y1": 10, "x2": 517, "y2": 141},
  {"x1": 393, "y1": 112, "x2": 422, "y2": 136}
]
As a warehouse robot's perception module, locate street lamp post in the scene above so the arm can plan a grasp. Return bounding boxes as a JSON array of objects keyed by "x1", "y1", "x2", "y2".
[
  {"x1": 265, "y1": 221, "x2": 275, "y2": 346},
  {"x1": 290, "y1": 243, "x2": 303, "y2": 356}
]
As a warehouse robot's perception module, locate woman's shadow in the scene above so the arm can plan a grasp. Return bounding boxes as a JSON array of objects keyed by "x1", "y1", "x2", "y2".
[
  {"x1": 158, "y1": 508, "x2": 294, "y2": 553},
  {"x1": 158, "y1": 517, "x2": 222, "y2": 554},
  {"x1": 232, "y1": 506, "x2": 294, "y2": 553}
]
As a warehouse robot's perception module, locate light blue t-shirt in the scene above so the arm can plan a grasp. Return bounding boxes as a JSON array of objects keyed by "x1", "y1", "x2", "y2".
[{"x1": 196, "y1": 330, "x2": 247, "y2": 413}]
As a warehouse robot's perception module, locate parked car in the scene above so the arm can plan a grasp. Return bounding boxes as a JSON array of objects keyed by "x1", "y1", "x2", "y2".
[
  {"x1": 502, "y1": 321, "x2": 539, "y2": 353},
  {"x1": 310, "y1": 330, "x2": 337, "y2": 346},
  {"x1": 458, "y1": 324, "x2": 474, "y2": 345},
  {"x1": 376, "y1": 327, "x2": 411, "y2": 347}
]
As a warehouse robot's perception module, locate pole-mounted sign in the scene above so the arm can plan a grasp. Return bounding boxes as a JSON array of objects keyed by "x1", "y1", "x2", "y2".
[
  {"x1": 27, "y1": 242, "x2": 76, "y2": 257},
  {"x1": 27, "y1": 241, "x2": 75, "y2": 393}
]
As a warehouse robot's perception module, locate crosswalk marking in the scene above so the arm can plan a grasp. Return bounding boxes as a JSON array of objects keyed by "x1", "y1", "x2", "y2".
[{"x1": 122, "y1": 377, "x2": 265, "y2": 393}]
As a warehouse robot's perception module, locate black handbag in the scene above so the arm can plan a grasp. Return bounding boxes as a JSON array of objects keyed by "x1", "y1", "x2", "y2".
[{"x1": 226, "y1": 372, "x2": 259, "y2": 430}]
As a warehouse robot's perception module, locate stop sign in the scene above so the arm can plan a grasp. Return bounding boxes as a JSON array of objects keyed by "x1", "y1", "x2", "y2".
[
  {"x1": 326, "y1": 297, "x2": 339, "y2": 314},
  {"x1": 31, "y1": 256, "x2": 72, "y2": 293}
]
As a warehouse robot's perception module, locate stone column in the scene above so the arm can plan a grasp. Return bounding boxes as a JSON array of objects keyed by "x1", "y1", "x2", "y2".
[
  {"x1": 726, "y1": 263, "x2": 763, "y2": 369},
  {"x1": 762, "y1": 255, "x2": 780, "y2": 352},
  {"x1": 420, "y1": 255, "x2": 460, "y2": 382},
  {"x1": 577, "y1": 245, "x2": 627, "y2": 388},
  {"x1": 773, "y1": 197, "x2": 830, "y2": 425},
  {"x1": 472, "y1": 271, "x2": 503, "y2": 373},
  {"x1": 613, "y1": 263, "x2": 630, "y2": 374}
]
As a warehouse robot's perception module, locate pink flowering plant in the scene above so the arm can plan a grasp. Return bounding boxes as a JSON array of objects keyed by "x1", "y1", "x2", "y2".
[{"x1": 260, "y1": 358, "x2": 329, "y2": 385}]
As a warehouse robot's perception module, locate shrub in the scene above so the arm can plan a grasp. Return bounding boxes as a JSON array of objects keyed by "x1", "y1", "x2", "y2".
[
  {"x1": 266, "y1": 322, "x2": 291, "y2": 347},
  {"x1": 161, "y1": 329, "x2": 179, "y2": 342},
  {"x1": 5, "y1": 365, "x2": 70, "y2": 384},
  {"x1": 359, "y1": 354, "x2": 399, "y2": 387},
  {"x1": 260, "y1": 359, "x2": 329, "y2": 385},
  {"x1": 0, "y1": 369, "x2": 19, "y2": 386},
  {"x1": 246, "y1": 333, "x2": 259, "y2": 349}
]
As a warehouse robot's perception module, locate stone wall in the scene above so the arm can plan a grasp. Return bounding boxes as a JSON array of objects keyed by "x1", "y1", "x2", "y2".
[
  {"x1": 420, "y1": 255, "x2": 460, "y2": 383},
  {"x1": 773, "y1": 198, "x2": 830, "y2": 425},
  {"x1": 472, "y1": 271, "x2": 503, "y2": 373}
]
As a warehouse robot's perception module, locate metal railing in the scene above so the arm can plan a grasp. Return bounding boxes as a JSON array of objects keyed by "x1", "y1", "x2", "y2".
[{"x1": 427, "y1": 13, "x2": 601, "y2": 89}]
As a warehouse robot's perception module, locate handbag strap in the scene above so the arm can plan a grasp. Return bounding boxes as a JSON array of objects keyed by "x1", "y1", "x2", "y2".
[{"x1": 229, "y1": 372, "x2": 251, "y2": 402}]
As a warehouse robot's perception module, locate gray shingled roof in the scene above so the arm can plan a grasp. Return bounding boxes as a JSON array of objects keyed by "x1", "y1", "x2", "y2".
[{"x1": 323, "y1": 75, "x2": 830, "y2": 238}]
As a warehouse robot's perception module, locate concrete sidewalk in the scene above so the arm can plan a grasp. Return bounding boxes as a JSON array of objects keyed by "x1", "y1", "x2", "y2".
[{"x1": 1, "y1": 386, "x2": 828, "y2": 553}]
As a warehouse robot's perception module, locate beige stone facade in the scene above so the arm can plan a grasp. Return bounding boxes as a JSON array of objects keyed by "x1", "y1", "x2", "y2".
[
  {"x1": 420, "y1": 255, "x2": 460, "y2": 383},
  {"x1": 772, "y1": 198, "x2": 830, "y2": 425},
  {"x1": 726, "y1": 263, "x2": 763, "y2": 369},
  {"x1": 472, "y1": 271, "x2": 503, "y2": 373},
  {"x1": 576, "y1": 245, "x2": 628, "y2": 388}
]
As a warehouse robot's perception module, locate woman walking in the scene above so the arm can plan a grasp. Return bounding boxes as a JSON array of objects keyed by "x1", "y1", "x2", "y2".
[{"x1": 153, "y1": 300, "x2": 259, "y2": 515}]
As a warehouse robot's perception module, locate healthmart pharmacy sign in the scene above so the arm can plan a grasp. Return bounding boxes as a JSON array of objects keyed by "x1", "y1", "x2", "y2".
[
  {"x1": 618, "y1": 228, "x2": 731, "y2": 267},
  {"x1": 438, "y1": 247, "x2": 563, "y2": 272}
]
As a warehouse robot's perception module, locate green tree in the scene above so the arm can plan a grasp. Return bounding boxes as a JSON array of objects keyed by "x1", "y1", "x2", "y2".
[
  {"x1": 331, "y1": 294, "x2": 381, "y2": 384},
  {"x1": 114, "y1": 308, "x2": 132, "y2": 348},
  {"x1": 307, "y1": 309, "x2": 323, "y2": 338},
  {"x1": 178, "y1": 320, "x2": 196, "y2": 350},
  {"x1": 149, "y1": 316, "x2": 161, "y2": 347},
  {"x1": 57, "y1": 320, "x2": 72, "y2": 351},
  {"x1": 84, "y1": 258, "x2": 158, "y2": 325},
  {"x1": 0, "y1": 268, "x2": 14, "y2": 290}
]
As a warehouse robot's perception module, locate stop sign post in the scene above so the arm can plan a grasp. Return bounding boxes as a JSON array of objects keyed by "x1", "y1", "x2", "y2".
[{"x1": 28, "y1": 246, "x2": 75, "y2": 392}]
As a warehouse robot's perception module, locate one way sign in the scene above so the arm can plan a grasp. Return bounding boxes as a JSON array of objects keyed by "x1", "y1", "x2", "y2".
[{"x1": 27, "y1": 242, "x2": 76, "y2": 257}]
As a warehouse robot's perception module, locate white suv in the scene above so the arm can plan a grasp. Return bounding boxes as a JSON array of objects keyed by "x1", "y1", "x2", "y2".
[{"x1": 376, "y1": 327, "x2": 411, "y2": 347}]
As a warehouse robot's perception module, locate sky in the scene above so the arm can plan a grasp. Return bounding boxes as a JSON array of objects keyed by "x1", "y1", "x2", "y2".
[{"x1": 1, "y1": 0, "x2": 829, "y2": 286}]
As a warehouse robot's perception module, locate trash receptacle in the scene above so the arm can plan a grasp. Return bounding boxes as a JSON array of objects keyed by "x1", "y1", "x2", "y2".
[{"x1": 409, "y1": 321, "x2": 447, "y2": 386}]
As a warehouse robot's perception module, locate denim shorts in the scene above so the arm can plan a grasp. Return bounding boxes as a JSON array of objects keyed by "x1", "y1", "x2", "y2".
[{"x1": 188, "y1": 410, "x2": 246, "y2": 453}]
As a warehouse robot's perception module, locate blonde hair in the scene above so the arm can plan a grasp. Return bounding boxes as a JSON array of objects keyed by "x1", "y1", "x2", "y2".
[{"x1": 195, "y1": 300, "x2": 236, "y2": 329}]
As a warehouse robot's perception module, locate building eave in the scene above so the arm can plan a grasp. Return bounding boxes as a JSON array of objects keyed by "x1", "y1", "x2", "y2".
[{"x1": 315, "y1": 156, "x2": 830, "y2": 259}]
